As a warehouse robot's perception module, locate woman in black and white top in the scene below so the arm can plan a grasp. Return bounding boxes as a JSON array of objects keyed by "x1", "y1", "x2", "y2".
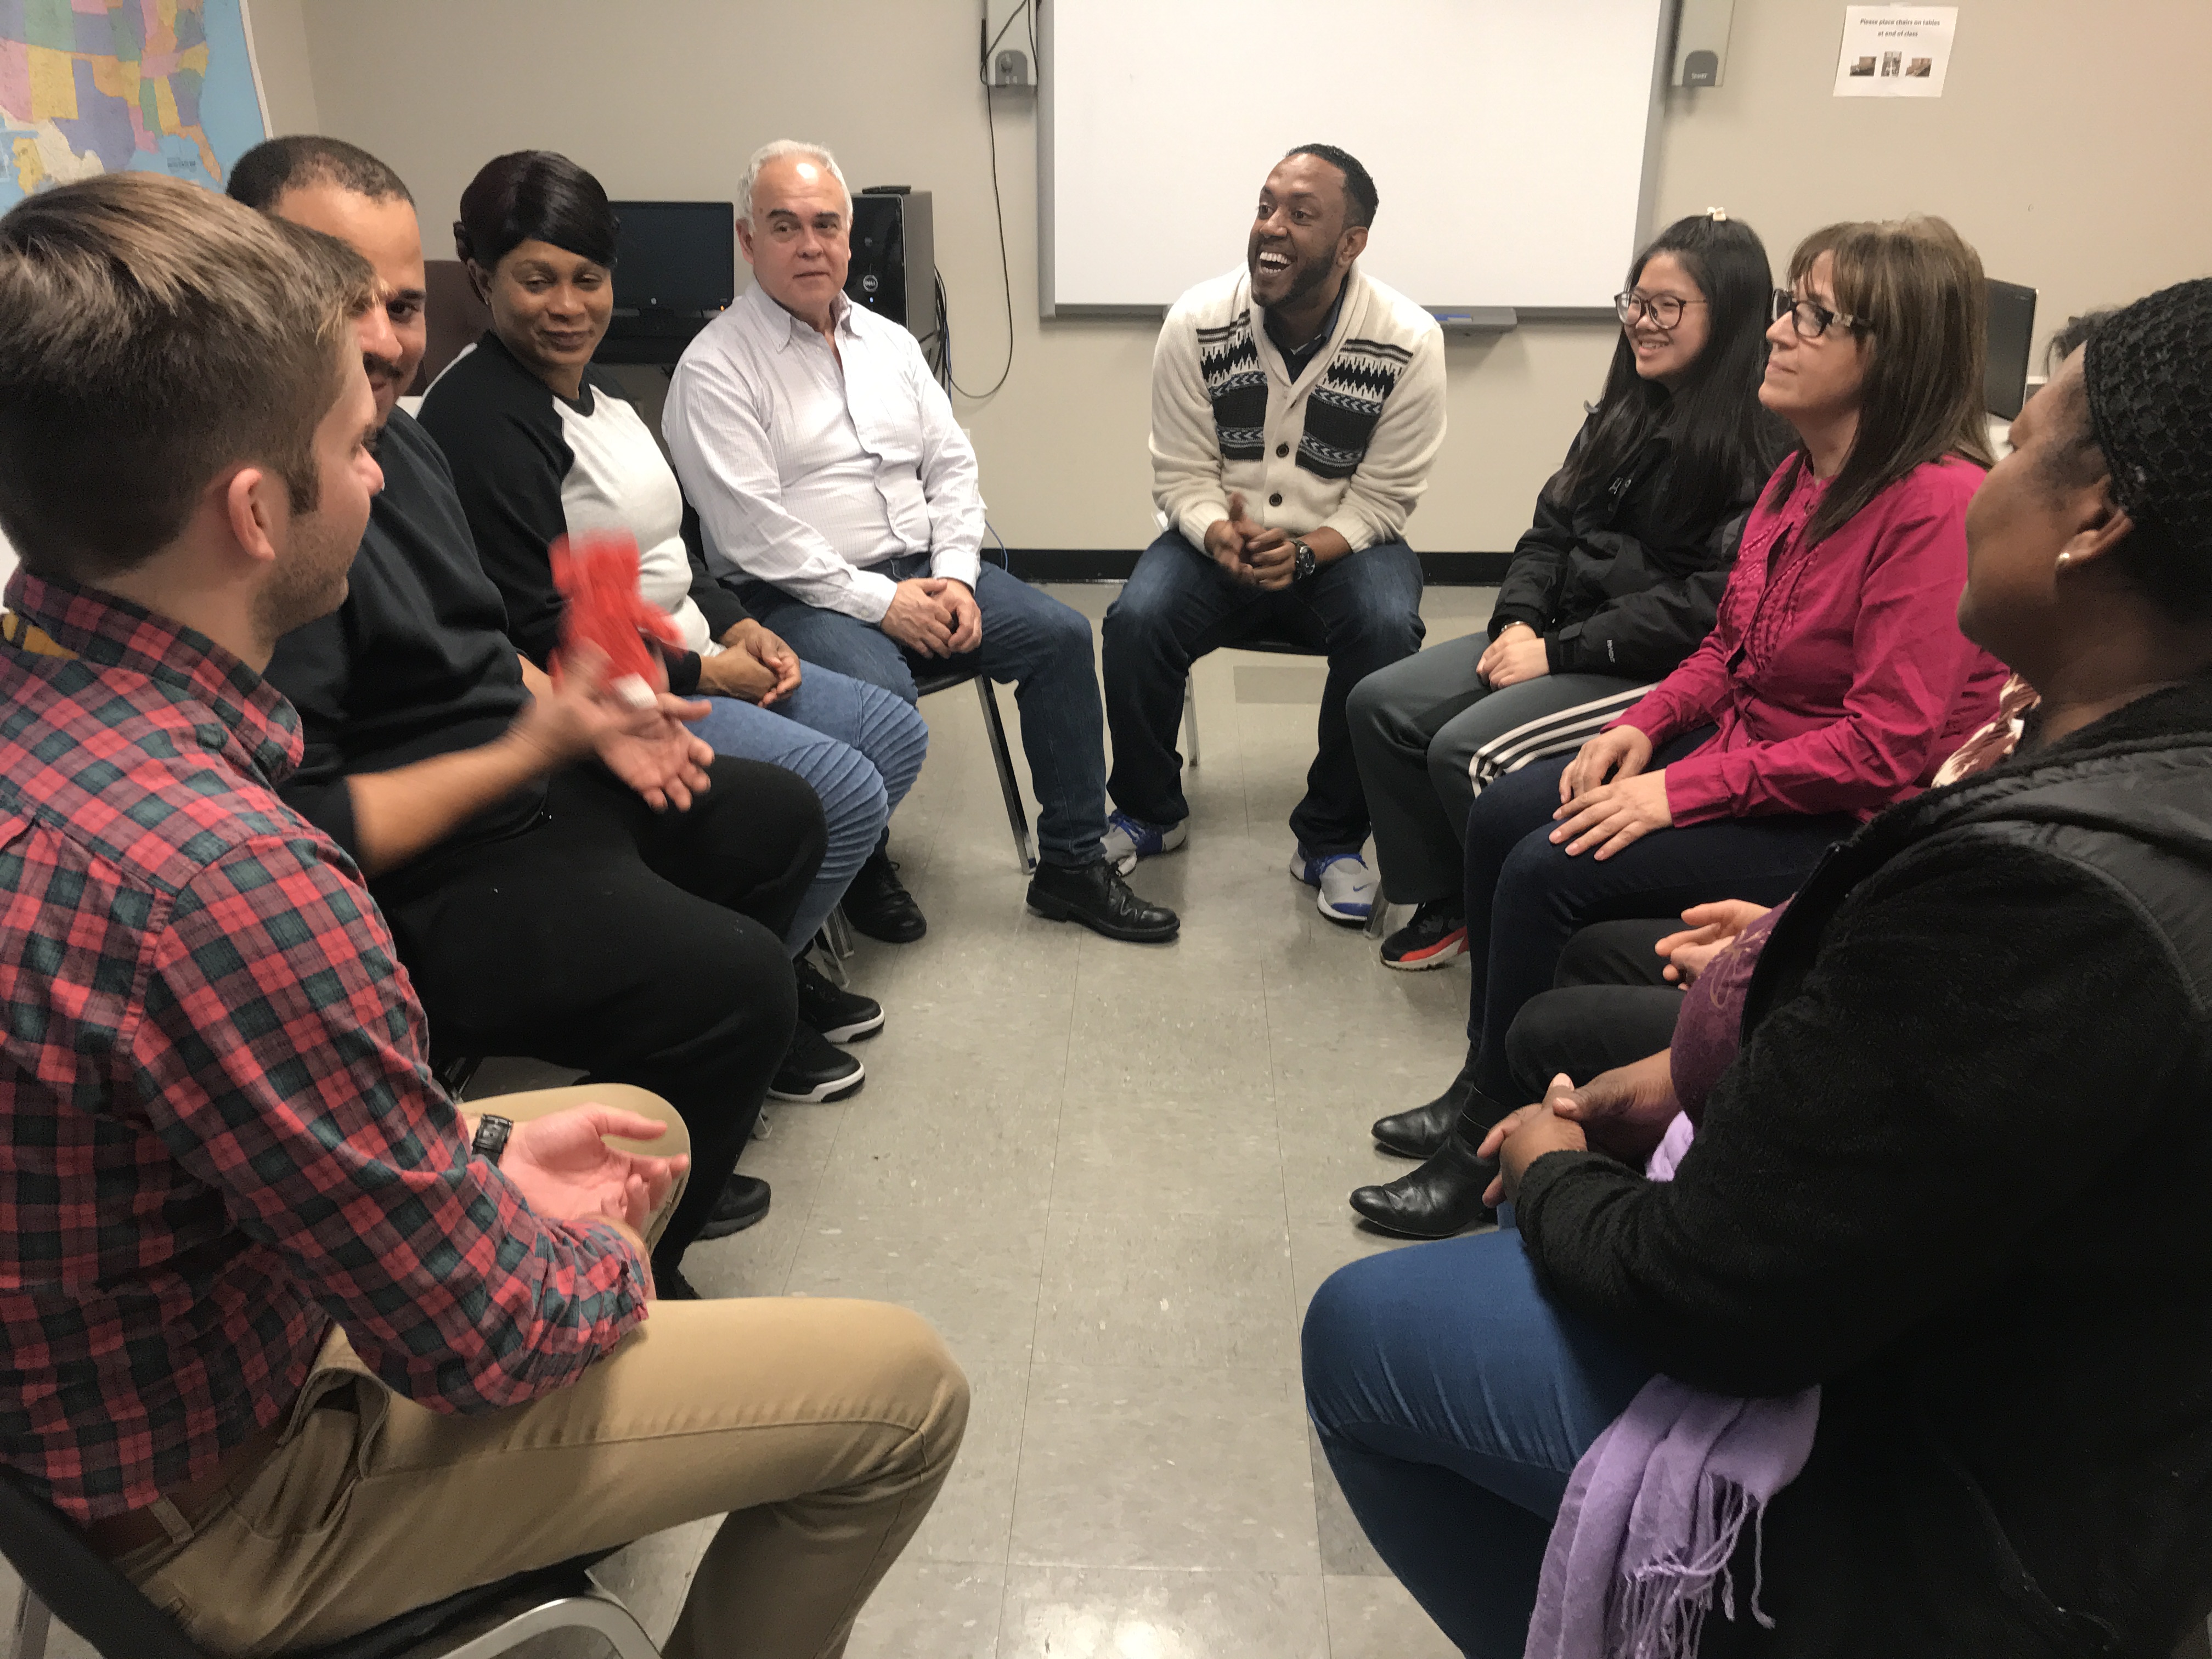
[{"x1": 420, "y1": 150, "x2": 928, "y2": 1106}]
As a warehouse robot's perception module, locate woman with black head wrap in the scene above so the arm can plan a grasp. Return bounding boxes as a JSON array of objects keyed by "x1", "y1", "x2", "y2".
[{"x1": 1304, "y1": 278, "x2": 2212, "y2": 1655}]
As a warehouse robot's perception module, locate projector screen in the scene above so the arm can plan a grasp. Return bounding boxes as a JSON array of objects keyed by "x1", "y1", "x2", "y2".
[{"x1": 1038, "y1": 0, "x2": 1672, "y2": 316}]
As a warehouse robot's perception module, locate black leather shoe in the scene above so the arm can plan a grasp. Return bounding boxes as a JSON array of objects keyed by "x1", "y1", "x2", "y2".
[
  {"x1": 770, "y1": 1023, "x2": 865, "y2": 1102},
  {"x1": 695, "y1": 1172, "x2": 772, "y2": 1241},
  {"x1": 1371, "y1": 1049, "x2": 1485, "y2": 1158},
  {"x1": 650, "y1": 1261, "x2": 704, "y2": 1300},
  {"x1": 1026, "y1": 858, "x2": 1180, "y2": 943},
  {"x1": 1350, "y1": 1114, "x2": 1499, "y2": 1239},
  {"x1": 843, "y1": 849, "x2": 926, "y2": 943},
  {"x1": 795, "y1": 957, "x2": 883, "y2": 1043}
]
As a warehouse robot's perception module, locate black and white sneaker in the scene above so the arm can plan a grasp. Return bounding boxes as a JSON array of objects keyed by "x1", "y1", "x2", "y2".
[
  {"x1": 795, "y1": 956, "x2": 884, "y2": 1043},
  {"x1": 769, "y1": 1022, "x2": 866, "y2": 1103}
]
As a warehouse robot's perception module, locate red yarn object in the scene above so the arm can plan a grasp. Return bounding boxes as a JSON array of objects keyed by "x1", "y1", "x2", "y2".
[{"x1": 548, "y1": 531, "x2": 683, "y2": 700}]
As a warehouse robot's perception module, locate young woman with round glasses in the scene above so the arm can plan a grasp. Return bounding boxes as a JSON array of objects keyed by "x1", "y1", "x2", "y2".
[
  {"x1": 1346, "y1": 212, "x2": 1788, "y2": 972},
  {"x1": 1353, "y1": 216, "x2": 2008, "y2": 1238}
]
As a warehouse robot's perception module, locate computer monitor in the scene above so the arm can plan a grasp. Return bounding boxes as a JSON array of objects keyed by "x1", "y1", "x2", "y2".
[
  {"x1": 1986, "y1": 278, "x2": 2038, "y2": 420},
  {"x1": 601, "y1": 201, "x2": 735, "y2": 364}
]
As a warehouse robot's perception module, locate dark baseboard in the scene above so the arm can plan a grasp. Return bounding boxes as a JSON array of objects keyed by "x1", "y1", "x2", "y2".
[{"x1": 1002, "y1": 549, "x2": 1511, "y2": 585}]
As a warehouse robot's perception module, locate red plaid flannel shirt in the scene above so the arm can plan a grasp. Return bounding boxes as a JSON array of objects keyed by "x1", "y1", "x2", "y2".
[{"x1": 0, "y1": 573, "x2": 650, "y2": 1522}]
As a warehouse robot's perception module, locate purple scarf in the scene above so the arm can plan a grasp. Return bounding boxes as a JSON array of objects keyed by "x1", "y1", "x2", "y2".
[{"x1": 1523, "y1": 1113, "x2": 1818, "y2": 1659}]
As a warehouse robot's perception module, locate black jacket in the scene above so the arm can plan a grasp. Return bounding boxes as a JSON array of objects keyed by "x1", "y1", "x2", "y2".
[
  {"x1": 263, "y1": 410, "x2": 541, "y2": 861},
  {"x1": 1517, "y1": 678, "x2": 2212, "y2": 1656},
  {"x1": 1487, "y1": 417, "x2": 1757, "y2": 681}
]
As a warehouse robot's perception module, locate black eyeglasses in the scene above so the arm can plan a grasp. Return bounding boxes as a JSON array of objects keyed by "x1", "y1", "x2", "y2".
[
  {"x1": 1770, "y1": 289, "x2": 1864, "y2": 340},
  {"x1": 1614, "y1": 290, "x2": 1706, "y2": 329}
]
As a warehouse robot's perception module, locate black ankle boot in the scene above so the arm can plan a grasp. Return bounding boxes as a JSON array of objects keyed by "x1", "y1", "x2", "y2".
[
  {"x1": 1370, "y1": 1049, "x2": 1486, "y2": 1158},
  {"x1": 1349, "y1": 1109, "x2": 1500, "y2": 1238}
]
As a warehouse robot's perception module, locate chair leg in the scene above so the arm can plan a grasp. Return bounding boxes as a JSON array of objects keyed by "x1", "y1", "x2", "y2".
[
  {"x1": 825, "y1": 906, "x2": 855, "y2": 961},
  {"x1": 974, "y1": 676, "x2": 1036, "y2": 874},
  {"x1": 1182, "y1": 675, "x2": 1200, "y2": 768},
  {"x1": 10, "y1": 1587, "x2": 50, "y2": 1659},
  {"x1": 1364, "y1": 869, "x2": 1391, "y2": 940}
]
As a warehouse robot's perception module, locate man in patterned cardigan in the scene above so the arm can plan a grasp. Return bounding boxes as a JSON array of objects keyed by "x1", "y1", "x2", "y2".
[{"x1": 1102, "y1": 145, "x2": 1447, "y2": 924}]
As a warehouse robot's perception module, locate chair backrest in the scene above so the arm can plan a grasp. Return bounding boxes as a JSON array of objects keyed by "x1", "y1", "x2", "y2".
[{"x1": 0, "y1": 1473, "x2": 204, "y2": 1659}]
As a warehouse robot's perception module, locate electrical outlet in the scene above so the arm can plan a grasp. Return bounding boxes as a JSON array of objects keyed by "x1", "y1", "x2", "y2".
[{"x1": 993, "y1": 47, "x2": 1031, "y2": 88}]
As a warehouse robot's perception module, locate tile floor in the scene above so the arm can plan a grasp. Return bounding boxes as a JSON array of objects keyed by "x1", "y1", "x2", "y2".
[{"x1": 2, "y1": 585, "x2": 1498, "y2": 1659}]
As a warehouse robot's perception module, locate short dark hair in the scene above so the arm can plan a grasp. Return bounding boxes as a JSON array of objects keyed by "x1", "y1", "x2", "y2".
[
  {"x1": 0, "y1": 174, "x2": 371, "y2": 582},
  {"x1": 227, "y1": 134, "x2": 413, "y2": 210},
  {"x1": 1282, "y1": 143, "x2": 1378, "y2": 230},
  {"x1": 453, "y1": 150, "x2": 618, "y2": 272}
]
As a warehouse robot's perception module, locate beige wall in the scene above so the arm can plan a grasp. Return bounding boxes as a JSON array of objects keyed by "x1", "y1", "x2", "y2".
[
  {"x1": 244, "y1": 0, "x2": 320, "y2": 136},
  {"x1": 282, "y1": 0, "x2": 2212, "y2": 553}
]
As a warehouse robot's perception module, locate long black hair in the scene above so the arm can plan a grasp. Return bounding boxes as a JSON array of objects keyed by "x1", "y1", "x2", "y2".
[
  {"x1": 453, "y1": 150, "x2": 617, "y2": 273},
  {"x1": 1555, "y1": 212, "x2": 1788, "y2": 536}
]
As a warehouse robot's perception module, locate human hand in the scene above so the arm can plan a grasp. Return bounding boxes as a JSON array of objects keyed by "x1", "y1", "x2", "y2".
[
  {"x1": 496, "y1": 1104, "x2": 691, "y2": 1236},
  {"x1": 1545, "y1": 1052, "x2": 1681, "y2": 1163},
  {"x1": 1204, "y1": 495, "x2": 1250, "y2": 577},
  {"x1": 1476, "y1": 622, "x2": 1538, "y2": 682},
  {"x1": 726, "y1": 619, "x2": 802, "y2": 705},
  {"x1": 696, "y1": 640, "x2": 780, "y2": 704},
  {"x1": 1486, "y1": 1077, "x2": 1590, "y2": 1205},
  {"x1": 511, "y1": 643, "x2": 691, "y2": 775},
  {"x1": 1549, "y1": 767, "x2": 1672, "y2": 859},
  {"x1": 597, "y1": 706, "x2": 715, "y2": 811},
  {"x1": 927, "y1": 578, "x2": 983, "y2": 652},
  {"x1": 1481, "y1": 634, "x2": 1550, "y2": 689},
  {"x1": 1243, "y1": 530, "x2": 1295, "y2": 591},
  {"x1": 1655, "y1": 900, "x2": 1771, "y2": 985},
  {"x1": 1558, "y1": 725, "x2": 1655, "y2": 803},
  {"x1": 881, "y1": 578, "x2": 958, "y2": 656}
]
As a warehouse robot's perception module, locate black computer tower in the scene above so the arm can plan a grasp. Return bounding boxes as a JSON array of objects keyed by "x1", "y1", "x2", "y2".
[{"x1": 847, "y1": 190, "x2": 939, "y2": 345}]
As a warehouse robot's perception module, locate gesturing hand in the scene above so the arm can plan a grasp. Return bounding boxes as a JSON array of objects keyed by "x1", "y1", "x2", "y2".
[
  {"x1": 512, "y1": 644, "x2": 713, "y2": 811},
  {"x1": 1654, "y1": 900, "x2": 1772, "y2": 985},
  {"x1": 597, "y1": 704, "x2": 715, "y2": 811},
  {"x1": 496, "y1": 1104, "x2": 690, "y2": 1236},
  {"x1": 1205, "y1": 493, "x2": 1255, "y2": 582},
  {"x1": 881, "y1": 579, "x2": 957, "y2": 657}
]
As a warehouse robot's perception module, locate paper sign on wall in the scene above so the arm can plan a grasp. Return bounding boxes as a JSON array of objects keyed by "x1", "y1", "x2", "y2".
[{"x1": 1834, "y1": 6, "x2": 1957, "y2": 97}]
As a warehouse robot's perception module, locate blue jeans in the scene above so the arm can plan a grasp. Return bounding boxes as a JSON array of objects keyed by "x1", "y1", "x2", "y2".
[
  {"x1": 1102, "y1": 530, "x2": 1424, "y2": 854},
  {"x1": 1461, "y1": 736, "x2": 1857, "y2": 1104},
  {"x1": 686, "y1": 661, "x2": 929, "y2": 953},
  {"x1": 738, "y1": 558, "x2": 1109, "y2": 867},
  {"x1": 1302, "y1": 1228, "x2": 1654, "y2": 1659}
]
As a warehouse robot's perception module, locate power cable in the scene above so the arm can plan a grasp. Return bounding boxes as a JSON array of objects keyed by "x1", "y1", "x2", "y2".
[{"x1": 949, "y1": 29, "x2": 1017, "y2": 400}]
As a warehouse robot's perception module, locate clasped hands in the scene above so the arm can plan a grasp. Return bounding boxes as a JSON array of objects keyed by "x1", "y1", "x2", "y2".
[
  {"x1": 696, "y1": 618, "x2": 802, "y2": 707},
  {"x1": 485, "y1": 1104, "x2": 691, "y2": 1299},
  {"x1": 1205, "y1": 492, "x2": 1298, "y2": 591},
  {"x1": 880, "y1": 577, "x2": 982, "y2": 657},
  {"x1": 1477, "y1": 622, "x2": 1550, "y2": 689},
  {"x1": 1548, "y1": 724, "x2": 1673, "y2": 860},
  {"x1": 1478, "y1": 1049, "x2": 1681, "y2": 1207}
]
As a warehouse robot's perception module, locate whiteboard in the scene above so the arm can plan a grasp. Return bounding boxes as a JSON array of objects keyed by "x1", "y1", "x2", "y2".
[{"x1": 1038, "y1": 0, "x2": 1672, "y2": 315}]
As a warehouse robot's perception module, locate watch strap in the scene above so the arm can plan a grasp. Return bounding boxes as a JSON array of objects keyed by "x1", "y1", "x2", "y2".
[{"x1": 471, "y1": 1113, "x2": 514, "y2": 1166}]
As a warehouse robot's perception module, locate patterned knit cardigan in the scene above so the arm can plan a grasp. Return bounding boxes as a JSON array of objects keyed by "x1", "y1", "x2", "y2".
[{"x1": 1149, "y1": 263, "x2": 1446, "y2": 554}]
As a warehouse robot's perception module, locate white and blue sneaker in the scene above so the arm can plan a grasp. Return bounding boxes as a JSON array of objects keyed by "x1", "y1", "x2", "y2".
[
  {"x1": 1102, "y1": 809, "x2": 1188, "y2": 876},
  {"x1": 1290, "y1": 845, "x2": 1378, "y2": 925}
]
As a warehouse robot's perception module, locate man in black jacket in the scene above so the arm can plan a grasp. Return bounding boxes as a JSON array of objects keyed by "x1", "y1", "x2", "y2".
[
  {"x1": 230, "y1": 137, "x2": 828, "y2": 1297},
  {"x1": 1308, "y1": 281, "x2": 2212, "y2": 1655}
]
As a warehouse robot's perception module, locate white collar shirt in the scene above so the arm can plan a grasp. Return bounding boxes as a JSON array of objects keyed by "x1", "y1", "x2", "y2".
[{"x1": 662, "y1": 281, "x2": 985, "y2": 622}]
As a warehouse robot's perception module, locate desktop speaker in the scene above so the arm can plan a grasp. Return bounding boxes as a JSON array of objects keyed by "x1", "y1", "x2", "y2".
[{"x1": 848, "y1": 189, "x2": 940, "y2": 346}]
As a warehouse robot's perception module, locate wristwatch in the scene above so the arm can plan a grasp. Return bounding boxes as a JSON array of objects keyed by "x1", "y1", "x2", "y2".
[
  {"x1": 471, "y1": 1113, "x2": 514, "y2": 1166},
  {"x1": 1291, "y1": 538, "x2": 1318, "y2": 582}
]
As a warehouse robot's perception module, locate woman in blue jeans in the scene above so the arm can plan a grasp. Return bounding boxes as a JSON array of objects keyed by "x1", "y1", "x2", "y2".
[{"x1": 417, "y1": 149, "x2": 927, "y2": 1106}]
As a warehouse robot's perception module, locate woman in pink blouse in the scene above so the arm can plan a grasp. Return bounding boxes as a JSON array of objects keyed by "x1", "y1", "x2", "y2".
[{"x1": 1355, "y1": 217, "x2": 2008, "y2": 1238}]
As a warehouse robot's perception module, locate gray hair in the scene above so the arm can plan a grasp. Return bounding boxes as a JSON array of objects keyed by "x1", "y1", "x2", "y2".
[{"x1": 738, "y1": 140, "x2": 852, "y2": 228}]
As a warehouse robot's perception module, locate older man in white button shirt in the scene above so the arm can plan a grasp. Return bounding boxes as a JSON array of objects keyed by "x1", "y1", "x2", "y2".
[{"x1": 665, "y1": 140, "x2": 1176, "y2": 945}]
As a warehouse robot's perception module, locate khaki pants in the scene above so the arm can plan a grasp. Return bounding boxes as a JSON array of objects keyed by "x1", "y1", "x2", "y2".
[{"x1": 118, "y1": 1087, "x2": 970, "y2": 1659}]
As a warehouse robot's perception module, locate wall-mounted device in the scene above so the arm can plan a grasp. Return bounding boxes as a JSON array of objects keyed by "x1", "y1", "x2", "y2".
[
  {"x1": 1672, "y1": 0, "x2": 1734, "y2": 87},
  {"x1": 600, "y1": 200, "x2": 735, "y2": 366},
  {"x1": 1985, "y1": 279, "x2": 2039, "y2": 420},
  {"x1": 993, "y1": 47, "x2": 1032, "y2": 87},
  {"x1": 848, "y1": 188, "x2": 940, "y2": 345}
]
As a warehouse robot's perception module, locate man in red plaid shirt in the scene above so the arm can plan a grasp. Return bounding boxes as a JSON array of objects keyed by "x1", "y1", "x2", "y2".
[{"x1": 0, "y1": 176, "x2": 964, "y2": 1657}]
